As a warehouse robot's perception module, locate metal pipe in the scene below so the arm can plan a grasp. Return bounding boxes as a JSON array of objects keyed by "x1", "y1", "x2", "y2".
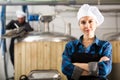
[
  {"x1": 44, "y1": 22, "x2": 49, "y2": 32},
  {"x1": 0, "y1": 1, "x2": 120, "y2": 5},
  {"x1": 51, "y1": 23, "x2": 54, "y2": 32},
  {"x1": 0, "y1": 1, "x2": 76, "y2": 5},
  {"x1": 65, "y1": 23, "x2": 71, "y2": 35}
]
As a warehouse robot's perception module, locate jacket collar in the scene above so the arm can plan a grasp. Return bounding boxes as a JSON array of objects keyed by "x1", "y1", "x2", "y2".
[{"x1": 77, "y1": 35, "x2": 100, "y2": 46}]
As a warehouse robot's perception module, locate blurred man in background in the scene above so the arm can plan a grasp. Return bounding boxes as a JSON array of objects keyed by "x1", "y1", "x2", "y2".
[{"x1": 6, "y1": 10, "x2": 33, "y2": 66}]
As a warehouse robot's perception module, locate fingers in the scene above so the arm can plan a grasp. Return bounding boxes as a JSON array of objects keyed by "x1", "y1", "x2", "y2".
[{"x1": 99, "y1": 56, "x2": 110, "y2": 62}]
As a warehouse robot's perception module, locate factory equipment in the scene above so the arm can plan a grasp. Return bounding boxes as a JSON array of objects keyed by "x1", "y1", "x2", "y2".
[
  {"x1": 19, "y1": 70, "x2": 61, "y2": 80},
  {"x1": 14, "y1": 15, "x2": 76, "y2": 80}
]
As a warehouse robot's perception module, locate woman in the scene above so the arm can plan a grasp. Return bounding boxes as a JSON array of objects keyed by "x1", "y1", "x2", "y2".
[{"x1": 62, "y1": 4, "x2": 112, "y2": 80}]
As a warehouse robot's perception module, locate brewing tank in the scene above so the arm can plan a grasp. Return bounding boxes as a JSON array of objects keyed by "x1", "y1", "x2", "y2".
[
  {"x1": 14, "y1": 15, "x2": 76, "y2": 80},
  {"x1": 19, "y1": 31, "x2": 76, "y2": 42}
]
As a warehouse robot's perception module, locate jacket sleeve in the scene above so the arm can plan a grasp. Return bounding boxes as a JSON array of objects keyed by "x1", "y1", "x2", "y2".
[
  {"x1": 23, "y1": 23, "x2": 33, "y2": 32},
  {"x1": 62, "y1": 41, "x2": 84, "y2": 80},
  {"x1": 6, "y1": 20, "x2": 16, "y2": 29},
  {"x1": 62, "y1": 42, "x2": 75, "y2": 78},
  {"x1": 98, "y1": 42, "x2": 112, "y2": 77}
]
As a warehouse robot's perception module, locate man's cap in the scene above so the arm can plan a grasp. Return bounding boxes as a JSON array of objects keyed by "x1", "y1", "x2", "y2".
[{"x1": 16, "y1": 10, "x2": 26, "y2": 18}]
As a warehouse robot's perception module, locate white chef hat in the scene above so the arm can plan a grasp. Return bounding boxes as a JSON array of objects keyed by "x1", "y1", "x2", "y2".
[
  {"x1": 16, "y1": 10, "x2": 26, "y2": 18},
  {"x1": 77, "y1": 4, "x2": 104, "y2": 26}
]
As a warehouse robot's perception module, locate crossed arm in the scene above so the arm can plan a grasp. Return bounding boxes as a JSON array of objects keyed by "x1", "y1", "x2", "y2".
[
  {"x1": 62, "y1": 41, "x2": 112, "y2": 80},
  {"x1": 73, "y1": 56, "x2": 110, "y2": 76}
]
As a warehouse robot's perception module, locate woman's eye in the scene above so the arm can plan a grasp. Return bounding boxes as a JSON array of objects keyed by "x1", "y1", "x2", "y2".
[
  {"x1": 89, "y1": 20, "x2": 93, "y2": 23},
  {"x1": 81, "y1": 21, "x2": 86, "y2": 25}
]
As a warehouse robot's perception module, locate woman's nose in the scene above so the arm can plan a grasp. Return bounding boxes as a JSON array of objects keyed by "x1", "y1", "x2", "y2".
[{"x1": 84, "y1": 22, "x2": 90, "y2": 28}]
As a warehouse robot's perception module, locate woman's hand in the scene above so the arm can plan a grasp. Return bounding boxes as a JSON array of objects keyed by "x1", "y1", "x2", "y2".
[
  {"x1": 99, "y1": 56, "x2": 110, "y2": 62},
  {"x1": 73, "y1": 63, "x2": 90, "y2": 76},
  {"x1": 73, "y1": 63, "x2": 89, "y2": 71}
]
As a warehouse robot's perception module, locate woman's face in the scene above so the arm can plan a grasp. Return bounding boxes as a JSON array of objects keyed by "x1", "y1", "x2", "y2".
[{"x1": 79, "y1": 16, "x2": 97, "y2": 36}]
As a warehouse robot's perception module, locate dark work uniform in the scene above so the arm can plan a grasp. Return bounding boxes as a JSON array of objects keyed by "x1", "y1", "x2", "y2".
[
  {"x1": 62, "y1": 36, "x2": 112, "y2": 80},
  {"x1": 6, "y1": 20, "x2": 33, "y2": 65},
  {"x1": 70, "y1": 46, "x2": 107, "y2": 80}
]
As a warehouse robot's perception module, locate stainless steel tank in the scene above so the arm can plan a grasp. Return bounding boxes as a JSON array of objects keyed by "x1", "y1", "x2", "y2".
[
  {"x1": 14, "y1": 15, "x2": 76, "y2": 80},
  {"x1": 19, "y1": 31, "x2": 76, "y2": 42}
]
